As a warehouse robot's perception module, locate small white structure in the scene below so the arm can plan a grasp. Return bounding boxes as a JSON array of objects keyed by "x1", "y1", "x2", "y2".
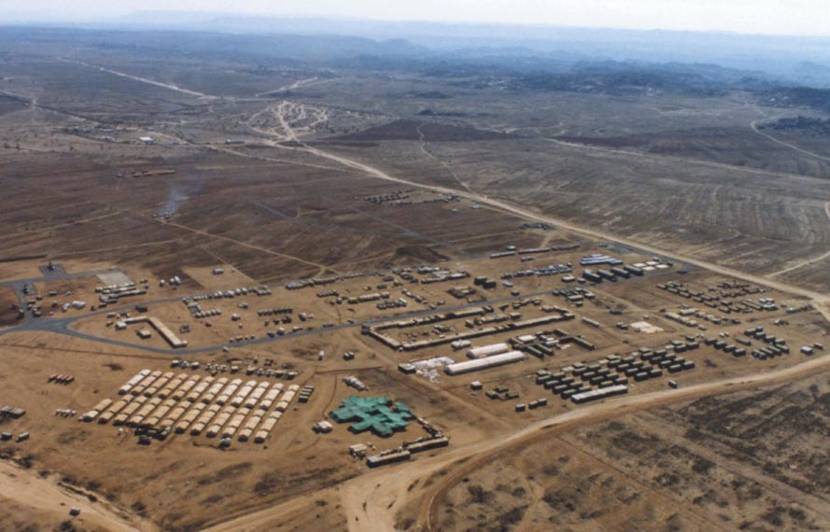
[
  {"x1": 314, "y1": 420, "x2": 333, "y2": 433},
  {"x1": 630, "y1": 321, "x2": 664, "y2": 334},
  {"x1": 349, "y1": 443, "x2": 368, "y2": 458}
]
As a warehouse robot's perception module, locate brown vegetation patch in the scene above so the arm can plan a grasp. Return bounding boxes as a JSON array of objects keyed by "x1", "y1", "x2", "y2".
[{"x1": 0, "y1": 287, "x2": 21, "y2": 325}]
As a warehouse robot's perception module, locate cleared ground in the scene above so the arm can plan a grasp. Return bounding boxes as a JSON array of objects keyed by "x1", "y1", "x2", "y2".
[{"x1": 1, "y1": 27, "x2": 829, "y2": 532}]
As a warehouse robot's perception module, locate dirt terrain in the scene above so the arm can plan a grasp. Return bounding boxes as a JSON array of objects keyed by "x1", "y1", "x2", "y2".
[
  {"x1": 428, "y1": 372, "x2": 830, "y2": 531},
  {"x1": 0, "y1": 460, "x2": 146, "y2": 532},
  {"x1": 1, "y1": 26, "x2": 830, "y2": 531},
  {"x1": 0, "y1": 287, "x2": 20, "y2": 326},
  {"x1": 428, "y1": 379, "x2": 830, "y2": 530}
]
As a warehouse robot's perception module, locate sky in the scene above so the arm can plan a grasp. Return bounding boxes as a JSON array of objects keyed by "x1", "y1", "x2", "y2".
[{"x1": 2, "y1": 0, "x2": 830, "y2": 37}]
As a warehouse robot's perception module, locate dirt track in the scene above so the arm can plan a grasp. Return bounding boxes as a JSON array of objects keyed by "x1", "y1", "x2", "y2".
[
  {"x1": 416, "y1": 123, "x2": 473, "y2": 194},
  {"x1": 290, "y1": 134, "x2": 830, "y2": 320},
  {"x1": 204, "y1": 353, "x2": 830, "y2": 531},
  {"x1": 770, "y1": 200, "x2": 830, "y2": 277},
  {"x1": 0, "y1": 460, "x2": 155, "y2": 531},
  {"x1": 65, "y1": 59, "x2": 830, "y2": 313},
  {"x1": 17, "y1": 65, "x2": 830, "y2": 530},
  {"x1": 161, "y1": 219, "x2": 339, "y2": 275},
  {"x1": 59, "y1": 58, "x2": 212, "y2": 99},
  {"x1": 751, "y1": 119, "x2": 830, "y2": 164}
]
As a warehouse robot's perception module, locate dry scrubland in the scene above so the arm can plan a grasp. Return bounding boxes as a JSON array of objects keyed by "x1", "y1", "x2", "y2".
[
  {"x1": 319, "y1": 133, "x2": 830, "y2": 291},
  {"x1": 1, "y1": 28, "x2": 830, "y2": 531},
  {"x1": 430, "y1": 374, "x2": 830, "y2": 532}
]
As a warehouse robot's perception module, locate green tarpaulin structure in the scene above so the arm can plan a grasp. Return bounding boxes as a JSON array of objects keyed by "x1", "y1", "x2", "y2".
[{"x1": 330, "y1": 395, "x2": 414, "y2": 437}]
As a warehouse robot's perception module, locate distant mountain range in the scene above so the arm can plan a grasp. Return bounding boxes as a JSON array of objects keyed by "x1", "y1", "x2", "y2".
[
  {"x1": 3, "y1": 11, "x2": 830, "y2": 86},
  {"x1": 120, "y1": 12, "x2": 830, "y2": 68}
]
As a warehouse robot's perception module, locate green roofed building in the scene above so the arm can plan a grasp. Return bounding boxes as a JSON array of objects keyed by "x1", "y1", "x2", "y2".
[{"x1": 330, "y1": 395, "x2": 414, "y2": 437}]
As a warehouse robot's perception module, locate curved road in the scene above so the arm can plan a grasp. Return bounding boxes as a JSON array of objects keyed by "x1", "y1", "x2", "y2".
[
  {"x1": 207, "y1": 99, "x2": 830, "y2": 532},
  {"x1": 46, "y1": 58, "x2": 829, "y2": 311},
  {"x1": 0, "y1": 460, "x2": 155, "y2": 531},
  {"x1": 10, "y1": 62, "x2": 830, "y2": 530},
  {"x1": 205, "y1": 353, "x2": 830, "y2": 532},
  {"x1": 0, "y1": 283, "x2": 569, "y2": 355}
]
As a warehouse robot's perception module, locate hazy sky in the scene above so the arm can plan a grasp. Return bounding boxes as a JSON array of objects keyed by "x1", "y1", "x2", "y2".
[{"x1": 4, "y1": 0, "x2": 830, "y2": 37}]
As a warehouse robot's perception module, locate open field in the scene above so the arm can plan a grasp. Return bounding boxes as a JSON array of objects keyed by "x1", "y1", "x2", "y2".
[
  {"x1": 1, "y1": 26, "x2": 829, "y2": 531},
  {"x1": 427, "y1": 371, "x2": 830, "y2": 531},
  {"x1": 319, "y1": 135, "x2": 830, "y2": 289}
]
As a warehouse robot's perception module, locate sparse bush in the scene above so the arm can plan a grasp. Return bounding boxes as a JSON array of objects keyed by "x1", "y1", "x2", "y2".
[
  {"x1": 761, "y1": 507, "x2": 785, "y2": 527},
  {"x1": 692, "y1": 458, "x2": 714, "y2": 475},
  {"x1": 499, "y1": 506, "x2": 527, "y2": 526},
  {"x1": 131, "y1": 501, "x2": 147, "y2": 517},
  {"x1": 17, "y1": 454, "x2": 35, "y2": 469},
  {"x1": 254, "y1": 472, "x2": 281, "y2": 496},
  {"x1": 467, "y1": 484, "x2": 493, "y2": 504},
  {"x1": 542, "y1": 464, "x2": 559, "y2": 477},
  {"x1": 58, "y1": 521, "x2": 77, "y2": 532},
  {"x1": 655, "y1": 473, "x2": 679, "y2": 487},
  {"x1": 788, "y1": 507, "x2": 807, "y2": 522}
]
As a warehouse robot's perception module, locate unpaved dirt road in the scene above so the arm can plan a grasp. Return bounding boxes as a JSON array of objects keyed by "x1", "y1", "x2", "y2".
[
  {"x1": 161, "y1": 219, "x2": 340, "y2": 275},
  {"x1": 292, "y1": 135, "x2": 830, "y2": 317},
  {"x1": 256, "y1": 77, "x2": 322, "y2": 98},
  {"x1": 410, "y1": 353, "x2": 830, "y2": 532},
  {"x1": 751, "y1": 119, "x2": 830, "y2": 164},
  {"x1": 770, "y1": 200, "x2": 830, "y2": 277},
  {"x1": 0, "y1": 460, "x2": 155, "y2": 531},
  {"x1": 27, "y1": 64, "x2": 830, "y2": 530},
  {"x1": 205, "y1": 353, "x2": 830, "y2": 532},
  {"x1": 416, "y1": 123, "x2": 473, "y2": 194},
  {"x1": 65, "y1": 59, "x2": 830, "y2": 311},
  {"x1": 59, "y1": 58, "x2": 212, "y2": 99}
]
